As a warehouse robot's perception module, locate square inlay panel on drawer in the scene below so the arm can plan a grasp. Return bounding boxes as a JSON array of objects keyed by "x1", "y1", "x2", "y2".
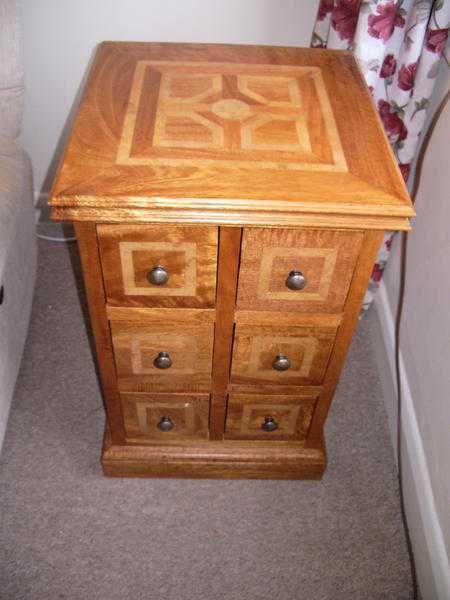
[
  {"x1": 231, "y1": 324, "x2": 336, "y2": 386},
  {"x1": 110, "y1": 320, "x2": 214, "y2": 393},
  {"x1": 97, "y1": 224, "x2": 218, "y2": 308},
  {"x1": 225, "y1": 391, "x2": 319, "y2": 441},
  {"x1": 237, "y1": 228, "x2": 364, "y2": 313},
  {"x1": 121, "y1": 392, "x2": 209, "y2": 443}
]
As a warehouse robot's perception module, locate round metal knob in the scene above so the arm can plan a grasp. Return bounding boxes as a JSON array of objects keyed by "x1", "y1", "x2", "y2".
[
  {"x1": 272, "y1": 354, "x2": 291, "y2": 371},
  {"x1": 147, "y1": 265, "x2": 169, "y2": 286},
  {"x1": 285, "y1": 270, "x2": 307, "y2": 291},
  {"x1": 153, "y1": 351, "x2": 172, "y2": 369},
  {"x1": 157, "y1": 416, "x2": 174, "y2": 432},
  {"x1": 261, "y1": 416, "x2": 278, "y2": 432}
]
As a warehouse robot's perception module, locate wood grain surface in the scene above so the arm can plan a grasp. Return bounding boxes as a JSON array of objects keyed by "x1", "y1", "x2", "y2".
[
  {"x1": 56, "y1": 42, "x2": 414, "y2": 479},
  {"x1": 224, "y1": 391, "x2": 319, "y2": 441},
  {"x1": 234, "y1": 310, "x2": 341, "y2": 327},
  {"x1": 102, "y1": 427, "x2": 326, "y2": 479},
  {"x1": 97, "y1": 224, "x2": 217, "y2": 308},
  {"x1": 50, "y1": 205, "x2": 412, "y2": 231},
  {"x1": 110, "y1": 319, "x2": 214, "y2": 393},
  {"x1": 237, "y1": 227, "x2": 364, "y2": 313},
  {"x1": 306, "y1": 230, "x2": 385, "y2": 445},
  {"x1": 49, "y1": 42, "x2": 414, "y2": 228},
  {"x1": 121, "y1": 391, "x2": 209, "y2": 443},
  {"x1": 210, "y1": 227, "x2": 242, "y2": 440},
  {"x1": 74, "y1": 222, "x2": 126, "y2": 444},
  {"x1": 230, "y1": 323, "x2": 336, "y2": 387}
]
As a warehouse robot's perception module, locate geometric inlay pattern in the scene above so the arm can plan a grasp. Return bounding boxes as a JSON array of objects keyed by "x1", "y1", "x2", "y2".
[
  {"x1": 111, "y1": 320, "x2": 214, "y2": 393},
  {"x1": 236, "y1": 228, "x2": 365, "y2": 314},
  {"x1": 136, "y1": 401, "x2": 196, "y2": 435},
  {"x1": 231, "y1": 324, "x2": 337, "y2": 386},
  {"x1": 225, "y1": 392, "x2": 319, "y2": 441},
  {"x1": 97, "y1": 224, "x2": 218, "y2": 309},
  {"x1": 116, "y1": 61, "x2": 348, "y2": 173},
  {"x1": 130, "y1": 334, "x2": 196, "y2": 375},
  {"x1": 119, "y1": 241, "x2": 197, "y2": 296},
  {"x1": 121, "y1": 392, "x2": 210, "y2": 442},
  {"x1": 247, "y1": 335, "x2": 319, "y2": 379},
  {"x1": 136, "y1": 402, "x2": 195, "y2": 433},
  {"x1": 257, "y1": 246, "x2": 337, "y2": 302},
  {"x1": 241, "y1": 403, "x2": 301, "y2": 436}
]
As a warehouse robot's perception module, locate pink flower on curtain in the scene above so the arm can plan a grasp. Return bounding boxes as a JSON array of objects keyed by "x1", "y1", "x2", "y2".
[
  {"x1": 371, "y1": 263, "x2": 384, "y2": 282},
  {"x1": 399, "y1": 163, "x2": 411, "y2": 183},
  {"x1": 378, "y1": 99, "x2": 408, "y2": 142},
  {"x1": 310, "y1": 0, "x2": 450, "y2": 311},
  {"x1": 397, "y1": 62, "x2": 418, "y2": 91},
  {"x1": 318, "y1": 0, "x2": 334, "y2": 21},
  {"x1": 332, "y1": 0, "x2": 362, "y2": 41},
  {"x1": 380, "y1": 54, "x2": 397, "y2": 78},
  {"x1": 385, "y1": 236, "x2": 394, "y2": 252},
  {"x1": 425, "y1": 28, "x2": 449, "y2": 53},
  {"x1": 367, "y1": 1, "x2": 406, "y2": 42}
]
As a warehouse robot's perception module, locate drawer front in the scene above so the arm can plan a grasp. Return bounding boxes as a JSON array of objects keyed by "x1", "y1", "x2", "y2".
[
  {"x1": 225, "y1": 391, "x2": 319, "y2": 441},
  {"x1": 122, "y1": 392, "x2": 209, "y2": 443},
  {"x1": 111, "y1": 320, "x2": 214, "y2": 392},
  {"x1": 97, "y1": 224, "x2": 218, "y2": 308},
  {"x1": 236, "y1": 228, "x2": 364, "y2": 313},
  {"x1": 231, "y1": 324, "x2": 336, "y2": 386}
]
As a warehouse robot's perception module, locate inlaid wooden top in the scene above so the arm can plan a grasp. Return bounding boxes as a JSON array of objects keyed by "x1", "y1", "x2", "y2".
[{"x1": 49, "y1": 42, "x2": 414, "y2": 229}]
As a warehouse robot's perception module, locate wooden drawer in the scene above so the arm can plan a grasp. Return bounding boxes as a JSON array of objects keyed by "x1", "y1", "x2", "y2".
[
  {"x1": 121, "y1": 392, "x2": 209, "y2": 443},
  {"x1": 231, "y1": 323, "x2": 336, "y2": 386},
  {"x1": 110, "y1": 319, "x2": 214, "y2": 392},
  {"x1": 236, "y1": 228, "x2": 364, "y2": 313},
  {"x1": 225, "y1": 390, "x2": 319, "y2": 441},
  {"x1": 97, "y1": 224, "x2": 218, "y2": 308}
]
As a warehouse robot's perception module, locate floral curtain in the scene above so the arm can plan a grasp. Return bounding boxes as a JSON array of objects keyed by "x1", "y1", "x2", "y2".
[{"x1": 311, "y1": 0, "x2": 450, "y2": 309}]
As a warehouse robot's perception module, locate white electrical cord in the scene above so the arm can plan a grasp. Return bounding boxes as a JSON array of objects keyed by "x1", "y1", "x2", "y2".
[{"x1": 36, "y1": 233, "x2": 77, "y2": 242}]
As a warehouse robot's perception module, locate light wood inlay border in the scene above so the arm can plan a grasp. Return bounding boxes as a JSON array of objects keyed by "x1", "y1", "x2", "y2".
[
  {"x1": 247, "y1": 335, "x2": 319, "y2": 379},
  {"x1": 257, "y1": 246, "x2": 338, "y2": 302},
  {"x1": 119, "y1": 241, "x2": 197, "y2": 296}
]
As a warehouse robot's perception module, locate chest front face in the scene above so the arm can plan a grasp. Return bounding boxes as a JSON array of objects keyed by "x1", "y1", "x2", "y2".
[{"x1": 49, "y1": 43, "x2": 413, "y2": 479}]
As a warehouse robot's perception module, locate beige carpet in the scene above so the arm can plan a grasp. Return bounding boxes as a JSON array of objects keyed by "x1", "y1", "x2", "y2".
[{"x1": 0, "y1": 240, "x2": 413, "y2": 599}]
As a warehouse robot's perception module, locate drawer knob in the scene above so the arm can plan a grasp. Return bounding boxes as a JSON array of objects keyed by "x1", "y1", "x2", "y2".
[
  {"x1": 153, "y1": 351, "x2": 172, "y2": 369},
  {"x1": 272, "y1": 354, "x2": 291, "y2": 371},
  {"x1": 147, "y1": 265, "x2": 169, "y2": 286},
  {"x1": 285, "y1": 270, "x2": 307, "y2": 291},
  {"x1": 157, "y1": 416, "x2": 174, "y2": 432},
  {"x1": 261, "y1": 416, "x2": 278, "y2": 432}
]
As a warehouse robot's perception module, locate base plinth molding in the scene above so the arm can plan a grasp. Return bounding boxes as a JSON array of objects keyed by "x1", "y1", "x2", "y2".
[{"x1": 101, "y1": 429, "x2": 326, "y2": 479}]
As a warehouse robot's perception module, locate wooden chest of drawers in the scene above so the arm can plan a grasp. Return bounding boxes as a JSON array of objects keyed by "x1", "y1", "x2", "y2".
[{"x1": 49, "y1": 42, "x2": 414, "y2": 479}]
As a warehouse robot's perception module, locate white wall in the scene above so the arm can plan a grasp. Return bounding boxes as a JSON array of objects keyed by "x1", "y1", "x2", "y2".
[
  {"x1": 21, "y1": 0, "x2": 319, "y2": 195},
  {"x1": 373, "y1": 61, "x2": 450, "y2": 598},
  {"x1": 384, "y1": 69, "x2": 450, "y2": 557}
]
